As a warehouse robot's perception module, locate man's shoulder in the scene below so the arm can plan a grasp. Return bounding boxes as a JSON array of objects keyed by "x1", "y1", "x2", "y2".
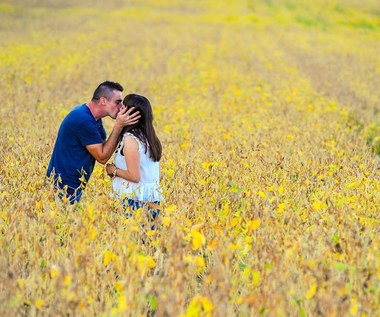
[
  {"x1": 69, "y1": 104, "x2": 90, "y2": 116},
  {"x1": 64, "y1": 104, "x2": 94, "y2": 124}
]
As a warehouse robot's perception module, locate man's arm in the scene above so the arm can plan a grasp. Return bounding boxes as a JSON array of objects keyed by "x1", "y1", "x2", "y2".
[{"x1": 86, "y1": 107, "x2": 140, "y2": 164}]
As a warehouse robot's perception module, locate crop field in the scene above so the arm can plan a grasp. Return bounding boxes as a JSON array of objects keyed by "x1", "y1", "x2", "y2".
[{"x1": 0, "y1": 0, "x2": 379, "y2": 316}]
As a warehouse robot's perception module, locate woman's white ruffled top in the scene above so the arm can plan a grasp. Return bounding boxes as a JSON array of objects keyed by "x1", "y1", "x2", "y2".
[{"x1": 112, "y1": 132, "x2": 163, "y2": 202}]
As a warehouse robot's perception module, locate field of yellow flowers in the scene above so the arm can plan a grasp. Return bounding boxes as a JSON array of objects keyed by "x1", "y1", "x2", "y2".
[{"x1": 0, "y1": 0, "x2": 379, "y2": 315}]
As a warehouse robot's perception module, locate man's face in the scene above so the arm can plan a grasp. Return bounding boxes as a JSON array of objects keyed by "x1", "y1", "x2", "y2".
[{"x1": 104, "y1": 90, "x2": 123, "y2": 119}]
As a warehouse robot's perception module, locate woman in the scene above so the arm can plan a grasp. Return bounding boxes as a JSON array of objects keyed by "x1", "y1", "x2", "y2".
[{"x1": 106, "y1": 94, "x2": 163, "y2": 221}]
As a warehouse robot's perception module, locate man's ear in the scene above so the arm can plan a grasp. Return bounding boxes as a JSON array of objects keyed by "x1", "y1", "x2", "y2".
[{"x1": 99, "y1": 96, "x2": 107, "y2": 106}]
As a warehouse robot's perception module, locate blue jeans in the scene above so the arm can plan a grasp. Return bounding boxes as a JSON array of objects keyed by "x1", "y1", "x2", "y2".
[{"x1": 122, "y1": 199, "x2": 160, "y2": 229}]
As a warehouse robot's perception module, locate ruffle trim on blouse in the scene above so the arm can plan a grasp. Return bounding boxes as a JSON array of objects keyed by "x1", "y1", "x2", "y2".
[{"x1": 112, "y1": 178, "x2": 163, "y2": 202}]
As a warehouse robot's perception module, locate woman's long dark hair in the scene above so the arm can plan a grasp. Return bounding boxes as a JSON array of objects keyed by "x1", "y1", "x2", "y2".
[{"x1": 120, "y1": 94, "x2": 162, "y2": 162}]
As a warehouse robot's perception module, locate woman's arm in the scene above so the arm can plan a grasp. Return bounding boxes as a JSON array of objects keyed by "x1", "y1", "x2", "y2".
[{"x1": 106, "y1": 136, "x2": 140, "y2": 183}]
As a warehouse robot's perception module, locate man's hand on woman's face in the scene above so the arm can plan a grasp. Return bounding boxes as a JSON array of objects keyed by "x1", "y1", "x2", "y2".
[{"x1": 115, "y1": 106, "x2": 141, "y2": 128}]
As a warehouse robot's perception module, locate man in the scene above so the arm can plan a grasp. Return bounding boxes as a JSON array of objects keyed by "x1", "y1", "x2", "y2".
[{"x1": 47, "y1": 81, "x2": 140, "y2": 203}]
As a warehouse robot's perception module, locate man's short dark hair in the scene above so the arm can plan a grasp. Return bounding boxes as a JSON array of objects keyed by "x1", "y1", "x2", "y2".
[{"x1": 92, "y1": 81, "x2": 123, "y2": 101}]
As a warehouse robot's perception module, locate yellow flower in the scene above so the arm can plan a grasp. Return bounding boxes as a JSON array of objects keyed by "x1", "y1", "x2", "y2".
[
  {"x1": 252, "y1": 270, "x2": 261, "y2": 286},
  {"x1": 258, "y1": 191, "x2": 266, "y2": 198},
  {"x1": 50, "y1": 265, "x2": 60, "y2": 279},
  {"x1": 103, "y1": 250, "x2": 115, "y2": 266},
  {"x1": 191, "y1": 230, "x2": 206, "y2": 251},
  {"x1": 34, "y1": 299, "x2": 44, "y2": 309},
  {"x1": 87, "y1": 228, "x2": 97, "y2": 240},
  {"x1": 306, "y1": 284, "x2": 317, "y2": 299},
  {"x1": 277, "y1": 202, "x2": 286, "y2": 213},
  {"x1": 162, "y1": 216, "x2": 171, "y2": 227},
  {"x1": 247, "y1": 219, "x2": 261, "y2": 231},
  {"x1": 114, "y1": 282, "x2": 125, "y2": 292},
  {"x1": 194, "y1": 256, "x2": 205, "y2": 268}
]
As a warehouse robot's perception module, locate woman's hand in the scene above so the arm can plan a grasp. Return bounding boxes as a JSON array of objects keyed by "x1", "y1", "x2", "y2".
[{"x1": 106, "y1": 163, "x2": 117, "y2": 178}]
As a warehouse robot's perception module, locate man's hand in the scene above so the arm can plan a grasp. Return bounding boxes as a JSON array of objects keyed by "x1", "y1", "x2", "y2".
[
  {"x1": 115, "y1": 106, "x2": 141, "y2": 129},
  {"x1": 86, "y1": 107, "x2": 141, "y2": 165}
]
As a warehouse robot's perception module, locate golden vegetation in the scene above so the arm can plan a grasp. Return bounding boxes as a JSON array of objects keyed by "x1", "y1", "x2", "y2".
[{"x1": 0, "y1": 0, "x2": 379, "y2": 315}]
